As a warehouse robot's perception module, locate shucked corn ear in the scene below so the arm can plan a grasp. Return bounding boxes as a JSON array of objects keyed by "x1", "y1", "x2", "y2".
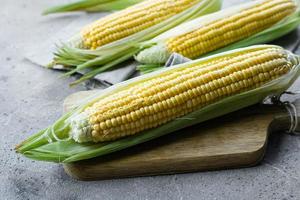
[
  {"x1": 43, "y1": 0, "x2": 144, "y2": 15},
  {"x1": 51, "y1": 0, "x2": 222, "y2": 84},
  {"x1": 136, "y1": 0, "x2": 300, "y2": 68},
  {"x1": 17, "y1": 45, "x2": 300, "y2": 162}
]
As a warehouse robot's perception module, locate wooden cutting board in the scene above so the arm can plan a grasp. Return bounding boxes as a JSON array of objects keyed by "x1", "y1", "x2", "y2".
[{"x1": 62, "y1": 91, "x2": 300, "y2": 181}]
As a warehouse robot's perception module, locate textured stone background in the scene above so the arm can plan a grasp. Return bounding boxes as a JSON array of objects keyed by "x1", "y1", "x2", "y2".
[{"x1": 1, "y1": 0, "x2": 300, "y2": 199}]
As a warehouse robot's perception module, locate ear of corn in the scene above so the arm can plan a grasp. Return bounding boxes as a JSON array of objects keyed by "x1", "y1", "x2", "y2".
[
  {"x1": 81, "y1": 0, "x2": 203, "y2": 50},
  {"x1": 43, "y1": 0, "x2": 144, "y2": 15},
  {"x1": 136, "y1": 0, "x2": 300, "y2": 72},
  {"x1": 50, "y1": 0, "x2": 222, "y2": 85},
  {"x1": 17, "y1": 45, "x2": 300, "y2": 163}
]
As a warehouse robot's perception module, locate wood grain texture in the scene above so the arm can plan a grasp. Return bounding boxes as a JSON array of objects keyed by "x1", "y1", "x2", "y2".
[{"x1": 62, "y1": 91, "x2": 299, "y2": 181}]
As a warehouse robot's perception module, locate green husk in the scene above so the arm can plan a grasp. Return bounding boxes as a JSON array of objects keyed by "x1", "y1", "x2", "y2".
[
  {"x1": 16, "y1": 45, "x2": 300, "y2": 163},
  {"x1": 43, "y1": 0, "x2": 143, "y2": 15},
  {"x1": 51, "y1": 0, "x2": 222, "y2": 85},
  {"x1": 84, "y1": 0, "x2": 143, "y2": 12},
  {"x1": 136, "y1": 0, "x2": 300, "y2": 73}
]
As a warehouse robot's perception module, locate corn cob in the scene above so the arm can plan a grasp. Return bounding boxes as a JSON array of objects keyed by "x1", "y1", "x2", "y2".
[
  {"x1": 51, "y1": 0, "x2": 222, "y2": 84},
  {"x1": 168, "y1": 0, "x2": 295, "y2": 58},
  {"x1": 16, "y1": 45, "x2": 300, "y2": 163},
  {"x1": 55, "y1": 0, "x2": 219, "y2": 52},
  {"x1": 136, "y1": 0, "x2": 299, "y2": 67},
  {"x1": 70, "y1": 46, "x2": 294, "y2": 142},
  {"x1": 81, "y1": 0, "x2": 201, "y2": 49},
  {"x1": 43, "y1": 0, "x2": 144, "y2": 15}
]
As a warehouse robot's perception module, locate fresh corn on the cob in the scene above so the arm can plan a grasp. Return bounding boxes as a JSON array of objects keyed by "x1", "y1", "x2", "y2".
[
  {"x1": 51, "y1": 0, "x2": 222, "y2": 84},
  {"x1": 17, "y1": 45, "x2": 300, "y2": 162},
  {"x1": 136, "y1": 0, "x2": 300, "y2": 67},
  {"x1": 43, "y1": 0, "x2": 144, "y2": 15},
  {"x1": 81, "y1": 0, "x2": 201, "y2": 49},
  {"x1": 72, "y1": 46, "x2": 292, "y2": 142},
  {"x1": 54, "y1": 0, "x2": 220, "y2": 55}
]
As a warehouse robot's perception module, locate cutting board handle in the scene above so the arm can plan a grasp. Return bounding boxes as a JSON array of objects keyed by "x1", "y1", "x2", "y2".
[{"x1": 269, "y1": 99, "x2": 300, "y2": 134}]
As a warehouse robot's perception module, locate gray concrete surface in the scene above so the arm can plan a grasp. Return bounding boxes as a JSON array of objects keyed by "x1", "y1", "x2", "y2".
[{"x1": 1, "y1": 0, "x2": 300, "y2": 199}]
